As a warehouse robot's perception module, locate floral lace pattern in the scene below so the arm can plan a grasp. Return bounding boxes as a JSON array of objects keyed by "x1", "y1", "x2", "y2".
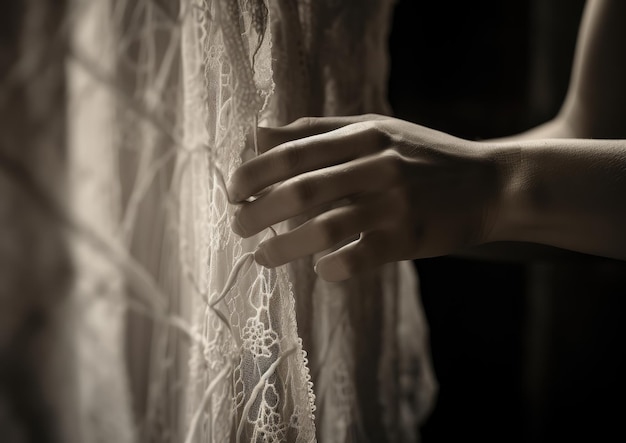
[{"x1": 0, "y1": 0, "x2": 436, "y2": 441}]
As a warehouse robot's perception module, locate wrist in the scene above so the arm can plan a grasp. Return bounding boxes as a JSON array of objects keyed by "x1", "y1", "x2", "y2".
[{"x1": 480, "y1": 141, "x2": 528, "y2": 244}]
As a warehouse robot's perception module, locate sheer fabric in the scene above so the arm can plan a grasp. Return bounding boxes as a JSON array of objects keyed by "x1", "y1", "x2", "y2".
[{"x1": 0, "y1": 0, "x2": 436, "y2": 442}]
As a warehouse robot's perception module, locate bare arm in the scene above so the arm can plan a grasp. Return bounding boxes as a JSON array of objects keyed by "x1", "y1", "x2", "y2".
[
  {"x1": 228, "y1": 0, "x2": 626, "y2": 281},
  {"x1": 484, "y1": 138, "x2": 626, "y2": 260},
  {"x1": 461, "y1": 0, "x2": 626, "y2": 261},
  {"x1": 561, "y1": 0, "x2": 626, "y2": 140}
]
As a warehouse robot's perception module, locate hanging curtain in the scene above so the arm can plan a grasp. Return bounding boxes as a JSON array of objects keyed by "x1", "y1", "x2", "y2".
[{"x1": 0, "y1": 1, "x2": 436, "y2": 442}]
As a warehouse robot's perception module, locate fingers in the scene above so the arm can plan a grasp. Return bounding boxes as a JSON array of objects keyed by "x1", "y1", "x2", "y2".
[
  {"x1": 254, "y1": 194, "x2": 390, "y2": 267},
  {"x1": 228, "y1": 120, "x2": 388, "y2": 202},
  {"x1": 315, "y1": 231, "x2": 393, "y2": 282},
  {"x1": 257, "y1": 114, "x2": 389, "y2": 153},
  {"x1": 231, "y1": 155, "x2": 394, "y2": 238}
]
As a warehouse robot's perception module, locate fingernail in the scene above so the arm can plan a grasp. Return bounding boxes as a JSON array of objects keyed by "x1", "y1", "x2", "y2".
[
  {"x1": 230, "y1": 212, "x2": 244, "y2": 237},
  {"x1": 226, "y1": 184, "x2": 240, "y2": 203},
  {"x1": 254, "y1": 247, "x2": 270, "y2": 267}
]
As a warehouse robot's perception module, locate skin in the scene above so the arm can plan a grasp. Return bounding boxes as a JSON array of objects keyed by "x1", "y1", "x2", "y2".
[{"x1": 228, "y1": 0, "x2": 626, "y2": 282}]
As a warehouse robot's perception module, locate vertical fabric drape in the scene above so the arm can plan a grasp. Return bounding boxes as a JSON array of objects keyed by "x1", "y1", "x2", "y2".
[{"x1": 0, "y1": 1, "x2": 436, "y2": 441}]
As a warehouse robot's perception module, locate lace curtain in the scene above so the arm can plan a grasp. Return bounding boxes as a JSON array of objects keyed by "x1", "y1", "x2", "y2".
[{"x1": 0, "y1": 1, "x2": 436, "y2": 442}]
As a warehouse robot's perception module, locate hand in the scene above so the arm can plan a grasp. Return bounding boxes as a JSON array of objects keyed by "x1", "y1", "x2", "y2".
[{"x1": 227, "y1": 115, "x2": 501, "y2": 281}]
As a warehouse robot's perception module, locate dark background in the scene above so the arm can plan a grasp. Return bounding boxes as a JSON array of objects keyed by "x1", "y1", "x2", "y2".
[{"x1": 386, "y1": 1, "x2": 626, "y2": 442}]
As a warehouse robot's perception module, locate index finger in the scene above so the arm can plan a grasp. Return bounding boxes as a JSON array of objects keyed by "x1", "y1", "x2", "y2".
[
  {"x1": 228, "y1": 119, "x2": 389, "y2": 202},
  {"x1": 257, "y1": 114, "x2": 389, "y2": 153}
]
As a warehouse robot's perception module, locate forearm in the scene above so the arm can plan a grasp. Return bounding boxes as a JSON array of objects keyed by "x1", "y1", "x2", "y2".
[
  {"x1": 472, "y1": 0, "x2": 626, "y2": 261},
  {"x1": 485, "y1": 138, "x2": 626, "y2": 260}
]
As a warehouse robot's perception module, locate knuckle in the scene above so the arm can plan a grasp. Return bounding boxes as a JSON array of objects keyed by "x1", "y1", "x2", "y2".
[
  {"x1": 278, "y1": 143, "x2": 301, "y2": 170},
  {"x1": 363, "y1": 112, "x2": 384, "y2": 121},
  {"x1": 289, "y1": 177, "x2": 316, "y2": 208},
  {"x1": 380, "y1": 149, "x2": 406, "y2": 182},
  {"x1": 315, "y1": 216, "x2": 342, "y2": 247},
  {"x1": 294, "y1": 116, "x2": 318, "y2": 128},
  {"x1": 361, "y1": 120, "x2": 390, "y2": 148}
]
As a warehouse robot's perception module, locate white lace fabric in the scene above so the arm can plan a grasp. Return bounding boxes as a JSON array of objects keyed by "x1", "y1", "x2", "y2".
[{"x1": 1, "y1": 1, "x2": 436, "y2": 442}]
